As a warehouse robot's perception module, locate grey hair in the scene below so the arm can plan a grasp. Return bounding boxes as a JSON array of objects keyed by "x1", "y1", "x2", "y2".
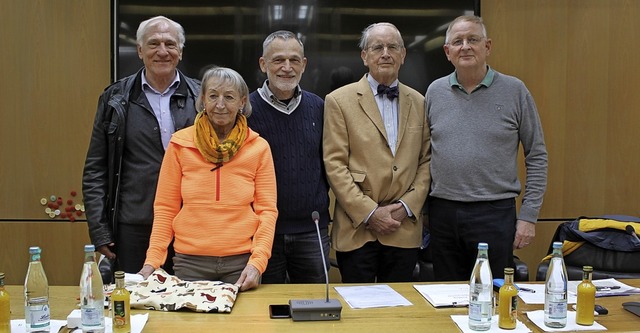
[
  {"x1": 136, "y1": 16, "x2": 186, "y2": 50},
  {"x1": 196, "y1": 67, "x2": 253, "y2": 117},
  {"x1": 358, "y1": 22, "x2": 404, "y2": 50},
  {"x1": 262, "y1": 30, "x2": 305, "y2": 56},
  {"x1": 445, "y1": 15, "x2": 488, "y2": 44}
]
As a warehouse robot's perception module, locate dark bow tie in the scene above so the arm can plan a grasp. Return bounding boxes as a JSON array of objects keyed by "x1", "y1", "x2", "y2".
[{"x1": 377, "y1": 84, "x2": 399, "y2": 99}]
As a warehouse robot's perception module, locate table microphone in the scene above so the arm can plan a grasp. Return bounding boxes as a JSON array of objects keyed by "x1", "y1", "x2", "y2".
[{"x1": 289, "y1": 211, "x2": 342, "y2": 321}]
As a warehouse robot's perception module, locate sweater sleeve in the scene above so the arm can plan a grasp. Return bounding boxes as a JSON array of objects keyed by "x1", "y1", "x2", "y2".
[
  {"x1": 518, "y1": 89, "x2": 548, "y2": 223},
  {"x1": 144, "y1": 141, "x2": 183, "y2": 269},
  {"x1": 247, "y1": 139, "x2": 278, "y2": 273}
]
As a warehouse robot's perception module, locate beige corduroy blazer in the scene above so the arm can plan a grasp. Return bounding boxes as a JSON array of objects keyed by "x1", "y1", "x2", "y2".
[{"x1": 323, "y1": 75, "x2": 431, "y2": 252}]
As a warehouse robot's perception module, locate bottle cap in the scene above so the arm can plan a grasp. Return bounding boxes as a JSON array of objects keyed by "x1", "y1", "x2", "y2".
[
  {"x1": 0, "y1": 272, "x2": 4, "y2": 279},
  {"x1": 84, "y1": 244, "x2": 96, "y2": 252},
  {"x1": 504, "y1": 267, "x2": 514, "y2": 274},
  {"x1": 114, "y1": 271, "x2": 125, "y2": 279},
  {"x1": 478, "y1": 242, "x2": 489, "y2": 250},
  {"x1": 583, "y1": 265, "x2": 593, "y2": 272},
  {"x1": 552, "y1": 241, "x2": 562, "y2": 249},
  {"x1": 29, "y1": 246, "x2": 41, "y2": 254}
]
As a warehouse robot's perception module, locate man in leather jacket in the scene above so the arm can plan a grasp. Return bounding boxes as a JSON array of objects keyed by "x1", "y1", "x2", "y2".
[{"x1": 82, "y1": 16, "x2": 200, "y2": 275}]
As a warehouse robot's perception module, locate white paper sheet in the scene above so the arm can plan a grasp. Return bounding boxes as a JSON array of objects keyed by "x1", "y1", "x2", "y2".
[
  {"x1": 525, "y1": 310, "x2": 606, "y2": 331},
  {"x1": 568, "y1": 278, "x2": 640, "y2": 297},
  {"x1": 516, "y1": 284, "x2": 577, "y2": 305},
  {"x1": 12, "y1": 313, "x2": 149, "y2": 333},
  {"x1": 10, "y1": 319, "x2": 66, "y2": 333},
  {"x1": 413, "y1": 283, "x2": 469, "y2": 307},
  {"x1": 451, "y1": 314, "x2": 532, "y2": 333},
  {"x1": 334, "y1": 284, "x2": 413, "y2": 309}
]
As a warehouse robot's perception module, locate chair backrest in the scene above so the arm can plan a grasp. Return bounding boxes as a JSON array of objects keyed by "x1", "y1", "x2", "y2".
[{"x1": 536, "y1": 216, "x2": 640, "y2": 281}]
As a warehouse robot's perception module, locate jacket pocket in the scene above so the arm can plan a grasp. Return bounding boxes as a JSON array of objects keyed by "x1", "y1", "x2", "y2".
[{"x1": 351, "y1": 171, "x2": 366, "y2": 183}]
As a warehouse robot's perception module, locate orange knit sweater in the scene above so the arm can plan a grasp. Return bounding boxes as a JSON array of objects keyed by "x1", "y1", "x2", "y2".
[{"x1": 144, "y1": 125, "x2": 278, "y2": 273}]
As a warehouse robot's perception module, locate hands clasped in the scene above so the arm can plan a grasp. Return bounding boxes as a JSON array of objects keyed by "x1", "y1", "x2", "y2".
[{"x1": 366, "y1": 202, "x2": 407, "y2": 235}]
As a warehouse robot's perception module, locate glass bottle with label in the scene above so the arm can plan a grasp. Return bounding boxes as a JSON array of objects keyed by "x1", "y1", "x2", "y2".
[
  {"x1": 0, "y1": 272, "x2": 10, "y2": 333},
  {"x1": 498, "y1": 267, "x2": 518, "y2": 329},
  {"x1": 468, "y1": 242, "x2": 493, "y2": 331},
  {"x1": 79, "y1": 245, "x2": 104, "y2": 333},
  {"x1": 576, "y1": 265, "x2": 596, "y2": 326},
  {"x1": 110, "y1": 271, "x2": 130, "y2": 333},
  {"x1": 544, "y1": 241, "x2": 567, "y2": 328},
  {"x1": 24, "y1": 246, "x2": 50, "y2": 332}
]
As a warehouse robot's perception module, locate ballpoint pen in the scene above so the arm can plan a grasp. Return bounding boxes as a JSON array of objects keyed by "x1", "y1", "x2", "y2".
[
  {"x1": 596, "y1": 286, "x2": 621, "y2": 291},
  {"x1": 518, "y1": 287, "x2": 536, "y2": 293}
]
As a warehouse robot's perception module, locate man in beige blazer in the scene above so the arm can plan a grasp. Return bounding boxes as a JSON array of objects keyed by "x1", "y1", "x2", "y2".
[{"x1": 323, "y1": 22, "x2": 431, "y2": 283}]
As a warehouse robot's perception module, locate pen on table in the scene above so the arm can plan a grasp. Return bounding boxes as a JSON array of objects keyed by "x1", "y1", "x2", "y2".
[
  {"x1": 596, "y1": 286, "x2": 621, "y2": 291},
  {"x1": 517, "y1": 286, "x2": 536, "y2": 293}
]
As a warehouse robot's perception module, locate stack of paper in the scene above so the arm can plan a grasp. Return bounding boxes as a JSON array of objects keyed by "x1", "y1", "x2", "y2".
[
  {"x1": 413, "y1": 284, "x2": 469, "y2": 307},
  {"x1": 568, "y1": 278, "x2": 640, "y2": 297}
]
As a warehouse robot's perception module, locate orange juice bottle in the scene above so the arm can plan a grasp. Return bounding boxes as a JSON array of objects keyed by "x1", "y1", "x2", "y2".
[
  {"x1": 0, "y1": 272, "x2": 10, "y2": 333},
  {"x1": 111, "y1": 271, "x2": 131, "y2": 333},
  {"x1": 576, "y1": 266, "x2": 596, "y2": 325},
  {"x1": 498, "y1": 267, "x2": 518, "y2": 329}
]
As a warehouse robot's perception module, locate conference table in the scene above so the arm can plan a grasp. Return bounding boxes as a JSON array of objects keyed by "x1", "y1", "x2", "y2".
[{"x1": 6, "y1": 280, "x2": 640, "y2": 332}]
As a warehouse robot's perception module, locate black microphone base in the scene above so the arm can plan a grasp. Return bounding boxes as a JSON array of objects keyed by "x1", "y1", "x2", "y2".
[{"x1": 289, "y1": 298, "x2": 342, "y2": 321}]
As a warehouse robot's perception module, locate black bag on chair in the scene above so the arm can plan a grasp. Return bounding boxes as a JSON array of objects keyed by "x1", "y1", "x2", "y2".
[{"x1": 536, "y1": 215, "x2": 640, "y2": 280}]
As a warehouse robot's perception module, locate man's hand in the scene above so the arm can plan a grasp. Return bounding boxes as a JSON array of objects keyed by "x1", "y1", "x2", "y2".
[
  {"x1": 96, "y1": 243, "x2": 116, "y2": 260},
  {"x1": 366, "y1": 203, "x2": 403, "y2": 235},
  {"x1": 390, "y1": 203, "x2": 408, "y2": 222},
  {"x1": 235, "y1": 263, "x2": 261, "y2": 291},
  {"x1": 514, "y1": 220, "x2": 536, "y2": 249}
]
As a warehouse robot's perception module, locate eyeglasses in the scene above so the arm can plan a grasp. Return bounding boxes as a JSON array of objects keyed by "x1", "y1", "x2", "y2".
[
  {"x1": 448, "y1": 36, "x2": 485, "y2": 47},
  {"x1": 367, "y1": 43, "x2": 403, "y2": 54}
]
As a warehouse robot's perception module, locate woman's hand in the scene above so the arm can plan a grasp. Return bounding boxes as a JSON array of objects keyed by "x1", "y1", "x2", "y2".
[
  {"x1": 137, "y1": 264, "x2": 155, "y2": 279},
  {"x1": 234, "y1": 263, "x2": 261, "y2": 291}
]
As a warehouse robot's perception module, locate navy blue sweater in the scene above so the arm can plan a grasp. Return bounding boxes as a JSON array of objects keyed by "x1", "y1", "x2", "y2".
[{"x1": 248, "y1": 90, "x2": 330, "y2": 234}]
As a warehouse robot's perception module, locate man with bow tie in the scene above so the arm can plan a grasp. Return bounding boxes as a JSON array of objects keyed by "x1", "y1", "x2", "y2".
[{"x1": 323, "y1": 22, "x2": 431, "y2": 283}]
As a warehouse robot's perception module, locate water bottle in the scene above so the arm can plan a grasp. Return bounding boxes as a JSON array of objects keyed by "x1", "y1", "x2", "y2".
[
  {"x1": 468, "y1": 242, "x2": 493, "y2": 331},
  {"x1": 24, "y1": 246, "x2": 50, "y2": 332},
  {"x1": 544, "y1": 241, "x2": 567, "y2": 328},
  {"x1": 79, "y1": 245, "x2": 105, "y2": 333}
]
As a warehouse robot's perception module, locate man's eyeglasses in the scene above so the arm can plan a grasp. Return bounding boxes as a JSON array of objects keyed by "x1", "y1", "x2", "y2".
[
  {"x1": 448, "y1": 36, "x2": 485, "y2": 47},
  {"x1": 367, "y1": 43, "x2": 403, "y2": 54}
]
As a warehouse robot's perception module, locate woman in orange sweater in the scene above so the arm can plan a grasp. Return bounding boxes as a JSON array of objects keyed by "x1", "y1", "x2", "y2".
[{"x1": 139, "y1": 67, "x2": 277, "y2": 291}]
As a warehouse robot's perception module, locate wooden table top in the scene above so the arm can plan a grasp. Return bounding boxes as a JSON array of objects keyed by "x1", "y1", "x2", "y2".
[{"x1": 5, "y1": 280, "x2": 640, "y2": 332}]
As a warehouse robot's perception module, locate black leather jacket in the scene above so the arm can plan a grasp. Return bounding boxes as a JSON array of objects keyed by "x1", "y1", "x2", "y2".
[{"x1": 82, "y1": 68, "x2": 200, "y2": 247}]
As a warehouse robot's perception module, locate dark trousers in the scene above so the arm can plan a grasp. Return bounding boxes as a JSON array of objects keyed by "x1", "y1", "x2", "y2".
[
  {"x1": 427, "y1": 196, "x2": 516, "y2": 281},
  {"x1": 336, "y1": 240, "x2": 419, "y2": 283},
  {"x1": 261, "y1": 229, "x2": 330, "y2": 284},
  {"x1": 115, "y1": 223, "x2": 174, "y2": 275}
]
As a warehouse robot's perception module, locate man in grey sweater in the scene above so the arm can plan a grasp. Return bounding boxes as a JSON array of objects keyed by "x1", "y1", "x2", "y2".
[{"x1": 425, "y1": 15, "x2": 547, "y2": 280}]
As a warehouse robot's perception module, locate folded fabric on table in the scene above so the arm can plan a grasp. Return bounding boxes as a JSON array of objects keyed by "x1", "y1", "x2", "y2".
[{"x1": 129, "y1": 268, "x2": 239, "y2": 313}]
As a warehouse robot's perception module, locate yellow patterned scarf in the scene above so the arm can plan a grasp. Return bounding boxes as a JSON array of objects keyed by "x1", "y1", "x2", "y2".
[{"x1": 194, "y1": 111, "x2": 248, "y2": 166}]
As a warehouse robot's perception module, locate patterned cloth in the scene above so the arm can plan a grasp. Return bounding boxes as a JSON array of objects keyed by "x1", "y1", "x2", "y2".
[{"x1": 129, "y1": 269, "x2": 239, "y2": 313}]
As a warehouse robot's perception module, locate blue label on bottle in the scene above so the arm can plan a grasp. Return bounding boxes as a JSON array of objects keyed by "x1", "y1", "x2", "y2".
[{"x1": 27, "y1": 304, "x2": 50, "y2": 328}]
